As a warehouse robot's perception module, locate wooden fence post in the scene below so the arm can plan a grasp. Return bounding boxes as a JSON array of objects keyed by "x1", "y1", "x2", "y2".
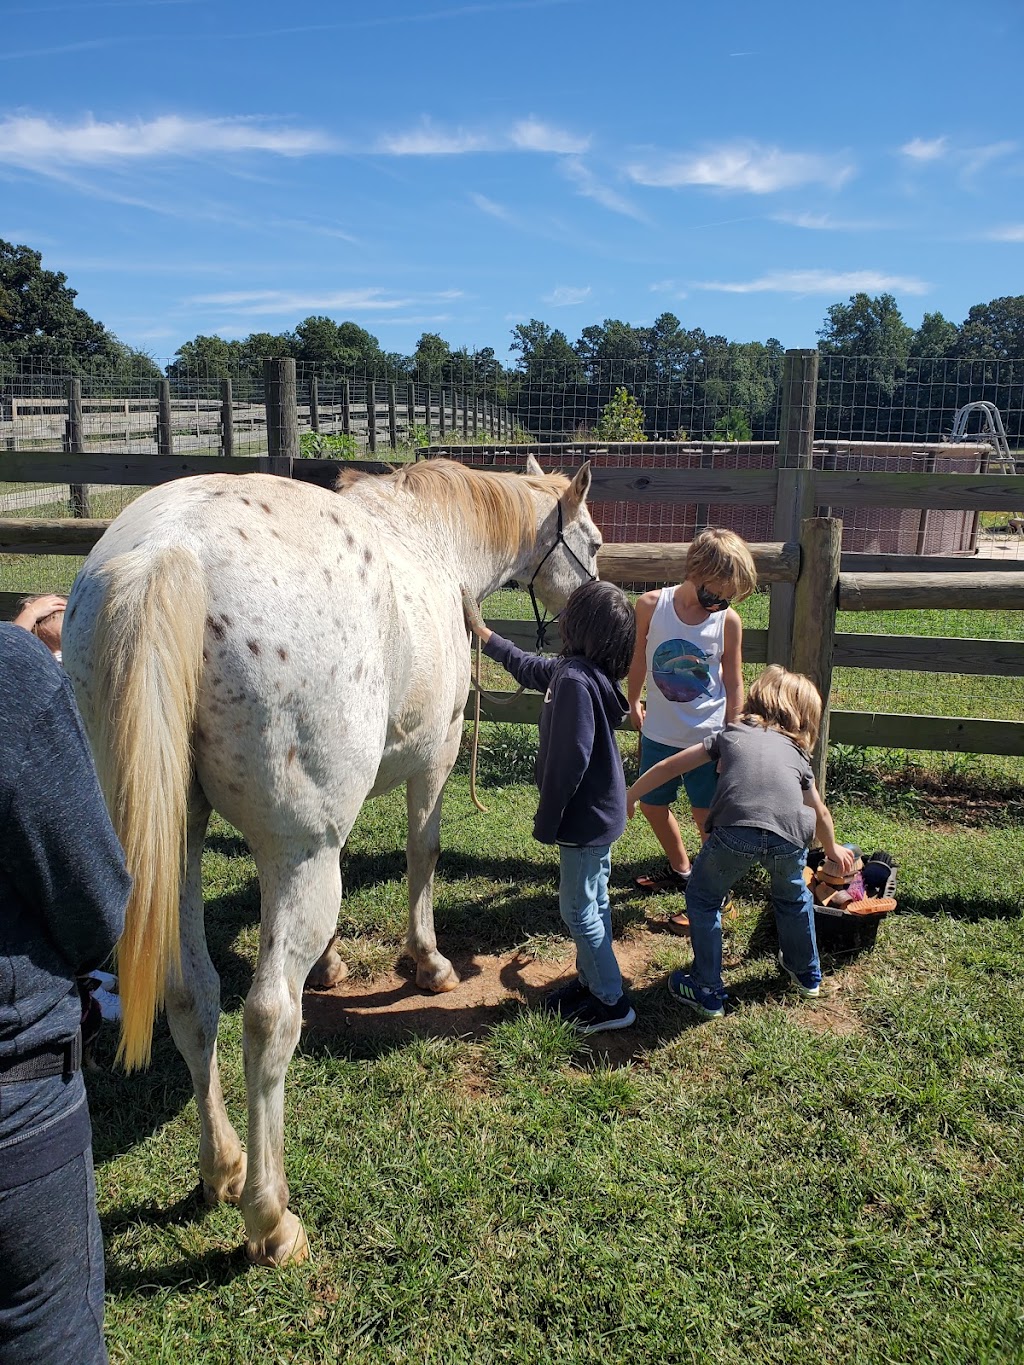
[
  {"x1": 309, "y1": 375, "x2": 320, "y2": 434},
  {"x1": 766, "y1": 348, "x2": 818, "y2": 667},
  {"x1": 66, "y1": 378, "x2": 91, "y2": 518},
  {"x1": 424, "y1": 384, "x2": 432, "y2": 442},
  {"x1": 462, "y1": 391, "x2": 469, "y2": 441},
  {"x1": 262, "y1": 357, "x2": 298, "y2": 477},
  {"x1": 472, "y1": 395, "x2": 479, "y2": 440},
  {"x1": 342, "y1": 379, "x2": 351, "y2": 436},
  {"x1": 407, "y1": 381, "x2": 416, "y2": 442},
  {"x1": 388, "y1": 382, "x2": 398, "y2": 449},
  {"x1": 367, "y1": 382, "x2": 377, "y2": 454},
  {"x1": 790, "y1": 516, "x2": 842, "y2": 795},
  {"x1": 220, "y1": 378, "x2": 235, "y2": 458},
  {"x1": 157, "y1": 379, "x2": 173, "y2": 461},
  {"x1": 438, "y1": 388, "x2": 447, "y2": 439}
]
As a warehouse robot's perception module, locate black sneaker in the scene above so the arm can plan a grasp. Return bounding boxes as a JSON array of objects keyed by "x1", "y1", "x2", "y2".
[
  {"x1": 544, "y1": 977, "x2": 591, "y2": 1018},
  {"x1": 569, "y1": 992, "x2": 636, "y2": 1035}
]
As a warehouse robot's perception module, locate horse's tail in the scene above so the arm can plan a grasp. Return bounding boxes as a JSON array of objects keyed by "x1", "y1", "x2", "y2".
[{"x1": 89, "y1": 545, "x2": 206, "y2": 1071}]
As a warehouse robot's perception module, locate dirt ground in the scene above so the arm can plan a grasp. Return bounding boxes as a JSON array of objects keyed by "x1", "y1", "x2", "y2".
[{"x1": 301, "y1": 926, "x2": 865, "y2": 1062}]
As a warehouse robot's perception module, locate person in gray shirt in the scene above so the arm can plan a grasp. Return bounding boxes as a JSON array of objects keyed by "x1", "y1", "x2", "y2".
[{"x1": 627, "y1": 665, "x2": 855, "y2": 1020}]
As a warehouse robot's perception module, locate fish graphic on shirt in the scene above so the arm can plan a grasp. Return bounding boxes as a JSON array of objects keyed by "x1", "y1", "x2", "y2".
[{"x1": 651, "y1": 638, "x2": 712, "y2": 704}]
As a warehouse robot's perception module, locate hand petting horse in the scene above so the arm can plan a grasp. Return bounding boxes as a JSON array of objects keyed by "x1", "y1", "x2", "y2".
[{"x1": 62, "y1": 454, "x2": 599, "y2": 1267}]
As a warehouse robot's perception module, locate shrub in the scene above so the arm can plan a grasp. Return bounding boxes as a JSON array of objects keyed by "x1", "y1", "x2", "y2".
[
  {"x1": 299, "y1": 431, "x2": 361, "y2": 459},
  {"x1": 596, "y1": 387, "x2": 647, "y2": 442},
  {"x1": 711, "y1": 407, "x2": 753, "y2": 442}
]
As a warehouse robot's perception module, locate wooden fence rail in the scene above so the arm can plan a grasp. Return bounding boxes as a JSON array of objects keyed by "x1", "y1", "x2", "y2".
[{"x1": 2, "y1": 354, "x2": 1022, "y2": 768}]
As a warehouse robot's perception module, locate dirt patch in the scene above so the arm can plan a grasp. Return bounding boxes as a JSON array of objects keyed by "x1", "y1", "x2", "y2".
[
  {"x1": 302, "y1": 937, "x2": 657, "y2": 1045},
  {"x1": 301, "y1": 929, "x2": 865, "y2": 1055}
]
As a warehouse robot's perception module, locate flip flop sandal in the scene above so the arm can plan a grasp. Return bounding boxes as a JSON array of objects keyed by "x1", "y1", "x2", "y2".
[
  {"x1": 664, "y1": 897, "x2": 737, "y2": 936},
  {"x1": 634, "y1": 865, "x2": 690, "y2": 893}
]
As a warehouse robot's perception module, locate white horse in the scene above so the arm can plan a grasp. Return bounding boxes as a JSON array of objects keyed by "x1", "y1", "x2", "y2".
[{"x1": 62, "y1": 455, "x2": 599, "y2": 1266}]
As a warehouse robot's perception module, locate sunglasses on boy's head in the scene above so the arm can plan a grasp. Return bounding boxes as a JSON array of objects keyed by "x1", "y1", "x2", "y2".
[{"x1": 696, "y1": 583, "x2": 732, "y2": 612}]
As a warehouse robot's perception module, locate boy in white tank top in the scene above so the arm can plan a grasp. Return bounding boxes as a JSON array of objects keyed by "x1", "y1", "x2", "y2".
[{"x1": 627, "y1": 528, "x2": 758, "y2": 933}]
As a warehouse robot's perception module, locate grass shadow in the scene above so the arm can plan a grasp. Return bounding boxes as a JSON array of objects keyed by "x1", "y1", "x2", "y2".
[{"x1": 104, "y1": 1243, "x2": 251, "y2": 1294}]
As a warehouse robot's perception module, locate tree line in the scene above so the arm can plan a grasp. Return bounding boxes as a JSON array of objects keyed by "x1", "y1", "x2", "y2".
[{"x1": 3, "y1": 238, "x2": 1023, "y2": 440}]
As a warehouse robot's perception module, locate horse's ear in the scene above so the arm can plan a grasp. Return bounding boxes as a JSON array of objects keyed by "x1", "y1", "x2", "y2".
[
  {"x1": 565, "y1": 461, "x2": 592, "y2": 511},
  {"x1": 524, "y1": 453, "x2": 544, "y2": 476}
]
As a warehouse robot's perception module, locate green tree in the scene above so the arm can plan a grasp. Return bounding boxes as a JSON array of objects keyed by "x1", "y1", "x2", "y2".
[
  {"x1": 953, "y1": 296, "x2": 1024, "y2": 358},
  {"x1": 711, "y1": 406, "x2": 753, "y2": 441},
  {"x1": 910, "y1": 311, "x2": 959, "y2": 357},
  {"x1": 166, "y1": 334, "x2": 242, "y2": 379},
  {"x1": 596, "y1": 386, "x2": 647, "y2": 441},
  {"x1": 0, "y1": 238, "x2": 159, "y2": 375},
  {"x1": 817, "y1": 292, "x2": 912, "y2": 357},
  {"x1": 412, "y1": 332, "x2": 454, "y2": 381}
]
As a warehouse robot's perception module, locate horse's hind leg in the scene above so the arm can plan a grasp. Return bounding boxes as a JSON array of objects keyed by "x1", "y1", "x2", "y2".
[
  {"x1": 407, "y1": 726, "x2": 461, "y2": 993},
  {"x1": 240, "y1": 843, "x2": 343, "y2": 1266},
  {"x1": 164, "y1": 787, "x2": 247, "y2": 1205}
]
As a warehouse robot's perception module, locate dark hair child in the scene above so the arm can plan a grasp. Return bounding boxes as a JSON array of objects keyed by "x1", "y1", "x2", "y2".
[{"x1": 463, "y1": 579, "x2": 638, "y2": 1033}]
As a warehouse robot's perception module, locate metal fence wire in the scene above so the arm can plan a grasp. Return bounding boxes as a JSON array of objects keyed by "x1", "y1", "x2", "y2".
[{"x1": 1, "y1": 352, "x2": 1022, "y2": 780}]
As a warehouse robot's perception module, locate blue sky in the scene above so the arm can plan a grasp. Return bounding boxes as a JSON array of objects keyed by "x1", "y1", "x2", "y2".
[{"x1": 2, "y1": 0, "x2": 1022, "y2": 363}]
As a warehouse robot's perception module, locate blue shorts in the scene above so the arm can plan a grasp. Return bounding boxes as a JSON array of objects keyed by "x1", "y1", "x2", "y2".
[{"x1": 639, "y1": 735, "x2": 718, "y2": 810}]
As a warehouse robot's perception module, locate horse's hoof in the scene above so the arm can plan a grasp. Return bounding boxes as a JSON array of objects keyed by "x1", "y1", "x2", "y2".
[
  {"x1": 305, "y1": 946, "x2": 349, "y2": 990},
  {"x1": 202, "y1": 1153, "x2": 247, "y2": 1208},
  {"x1": 244, "y1": 1210, "x2": 310, "y2": 1267},
  {"x1": 416, "y1": 962, "x2": 460, "y2": 993}
]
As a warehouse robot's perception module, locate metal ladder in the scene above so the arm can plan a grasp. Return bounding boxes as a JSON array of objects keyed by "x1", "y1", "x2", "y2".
[{"x1": 951, "y1": 400, "x2": 1022, "y2": 532}]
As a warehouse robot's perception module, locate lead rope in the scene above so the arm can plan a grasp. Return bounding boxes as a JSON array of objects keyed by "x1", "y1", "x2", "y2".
[{"x1": 468, "y1": 633, "x2": 528, "y2": 814}]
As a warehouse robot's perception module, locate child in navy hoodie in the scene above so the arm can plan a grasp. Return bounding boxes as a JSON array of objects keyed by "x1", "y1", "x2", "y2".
[{"x1": 463, "y1": 580, "x2": 637, "y2": 1033}]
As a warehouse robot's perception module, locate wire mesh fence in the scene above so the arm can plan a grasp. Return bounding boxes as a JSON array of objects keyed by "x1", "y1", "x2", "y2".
[{"x1": 2, "y1": 351, "x2": 1022, "y2": 777}]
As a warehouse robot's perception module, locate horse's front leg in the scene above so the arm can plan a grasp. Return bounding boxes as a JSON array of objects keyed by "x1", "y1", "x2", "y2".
[{"x1": 407, "y1": 725, "x2": 461, "y2": 993}]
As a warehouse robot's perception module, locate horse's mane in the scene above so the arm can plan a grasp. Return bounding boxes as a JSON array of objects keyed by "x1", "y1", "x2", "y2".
[{"x1": 340, "y1": 459, "x2": 570, "y2": 558}]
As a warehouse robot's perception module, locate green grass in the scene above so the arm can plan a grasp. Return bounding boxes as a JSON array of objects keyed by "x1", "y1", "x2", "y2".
[{"x1": 87, "y1": 760, "x2": 1024, "y2": 1364}]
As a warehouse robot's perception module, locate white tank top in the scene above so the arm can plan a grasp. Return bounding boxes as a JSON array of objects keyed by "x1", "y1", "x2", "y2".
[{"x1": 642, "y1": 586, "x2": 728, "y2": 749}]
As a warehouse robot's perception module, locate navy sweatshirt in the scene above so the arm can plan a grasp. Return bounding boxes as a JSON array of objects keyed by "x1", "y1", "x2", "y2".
[
  {"x1": 0, "y1": 625, "x2": 130, "y2": 1187},
  {"x1": 483, "y1": 633, "x2": 629, "y2": 847}
]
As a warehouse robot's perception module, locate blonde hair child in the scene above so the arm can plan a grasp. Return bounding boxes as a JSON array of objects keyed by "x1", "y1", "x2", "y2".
[
  {"x1": 627, "y1": 527, "x2": 758, "y2": 933},
  {"x1": 627, "y1": 665, "x2": 855, "y2": 1019}
]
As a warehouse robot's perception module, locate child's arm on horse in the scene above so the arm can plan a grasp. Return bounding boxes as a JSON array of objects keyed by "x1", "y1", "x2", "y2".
[
  {"x1": 462, "y1": 587, "x2": 560, "y2": 694},
  {"x1": 803, "y1": 784, "x2": 856, "y2": 872},
  {"x1": 626, "y1": 741, "x2": 712, "y2": 818}
]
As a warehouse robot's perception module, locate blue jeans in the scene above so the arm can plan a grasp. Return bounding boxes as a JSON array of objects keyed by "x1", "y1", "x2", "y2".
[
  {"x1": 558, "y1": 845, "x2": 624, "y2": 1005},
  {"x1": 686, "y1": 826, "x2": 821, "y2": 997},
  {"x1": 0, "y1": 1147, "x2": 108, "y2": 1364}
]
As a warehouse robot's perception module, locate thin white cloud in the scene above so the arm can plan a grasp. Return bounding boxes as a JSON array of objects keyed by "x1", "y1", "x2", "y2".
[
  {"x1": 375, "y1": 116, "x2": 585, "y2": 156},
  {"x1": 773, "y1": 210, "x2": 891, "y2": 231},
  {"x1": 694, "y1": 269, "x2": 929, "y2": 296},
  {"x1": 961, "y1": 140, "x2": 1016, "y2": 179},
  {"x1": 986, "y1": 224, "x2": 1024, "y2": 242},
  {"x1": 626, "y1": 142, "x2": 853, "y2": 194},
  {"x1": 511, "y1": 119, "x2": 588, "y2": 155},
  {"x1": 560, "y1": 158, "x2": 646, "y2": 220},
  {"x1": 542, "y1": 285, "x2": 591, "y2": 306},
  {"x1": 189, "y1": 288, "x2": 463, "y2": 316},
  {"x1": 469, "y1": 192, "x2": 513, "y2": 220},
  {"x1": 0, "y1": 114, "x2": 333, "y2": 166},
  {"x1": 900, "y1": 136, "x2": 949, "y2": 162},
  {"x1": 376, "y1": 124, "x2": 492, "y2": 156},
  {"x1": 649, "y1": 279, "x2": 688, "y2": 301}
]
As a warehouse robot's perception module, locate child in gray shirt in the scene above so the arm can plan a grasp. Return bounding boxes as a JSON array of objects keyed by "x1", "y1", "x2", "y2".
[{"x1": 626, "y1": 665, "x2": 855, "y2": 1018}]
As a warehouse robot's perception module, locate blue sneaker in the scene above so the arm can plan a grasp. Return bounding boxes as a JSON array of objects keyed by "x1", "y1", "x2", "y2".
[
  {"x1": 569, "y1": 992, "x2": 636, "y2": 1034},
  {"x1": 777, "y1": 951, "x2": 821, "y2": 998},
  {"x1": 544, "y1": 977, "x2": 591, "y2": 1018},
  {"x1": 667, "y1": 970, "x2": 725, "y2": 1020}
]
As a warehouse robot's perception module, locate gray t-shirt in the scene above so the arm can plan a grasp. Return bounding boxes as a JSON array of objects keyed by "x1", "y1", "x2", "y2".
[{"x1": 702, "y1": 720, "x2": 816, "y2": 849}]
